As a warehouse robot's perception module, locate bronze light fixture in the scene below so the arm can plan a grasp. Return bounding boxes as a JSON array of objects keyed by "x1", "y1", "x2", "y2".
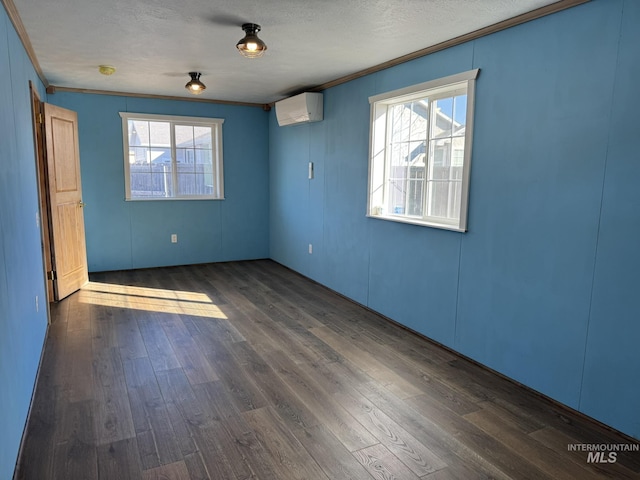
[
  {"x1": 236, "y1": 23, "x2": 267, "y2": 58},
  {"x1": 185, "y1": 72, "x2": 206, "y2": 94}
]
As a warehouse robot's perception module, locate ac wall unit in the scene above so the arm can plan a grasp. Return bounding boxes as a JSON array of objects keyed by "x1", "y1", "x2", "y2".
[{"x1": 275, "y1": 92, "x2": 323, "y2": 126}]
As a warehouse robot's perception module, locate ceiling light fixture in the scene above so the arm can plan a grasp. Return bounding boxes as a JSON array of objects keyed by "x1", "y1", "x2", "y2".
[
  {"x1": 185, "y1": 72, "x2": 206, "y2": 94},
  {"x1": 236, "y1": 23, "x2": 267, "y2": 58}
]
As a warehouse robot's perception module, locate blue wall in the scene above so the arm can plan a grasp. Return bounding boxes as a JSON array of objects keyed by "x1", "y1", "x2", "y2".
[
  {"x1": 0, "y1": 4, "x2": 49, "y2": 479},
  {"x1": 269, "y1": 0, "x2": 640, "y2": 439},
  {"x1": 49, "y1": 93, "x2": 270, "y2": 272}
]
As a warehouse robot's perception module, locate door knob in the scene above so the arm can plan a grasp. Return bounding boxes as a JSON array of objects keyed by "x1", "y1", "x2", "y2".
[{"x1": 79, "y1": 201, "x2": 86, "y2": 208}]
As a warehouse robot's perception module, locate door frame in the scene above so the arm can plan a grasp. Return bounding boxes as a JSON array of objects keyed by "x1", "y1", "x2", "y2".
[{"x1": 30, "y1": 82, "x2": 55, "y2": 310}]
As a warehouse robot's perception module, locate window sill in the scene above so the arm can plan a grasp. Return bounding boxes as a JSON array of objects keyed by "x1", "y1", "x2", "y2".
[
  {"x1": 366, "y1": 213, "x2": 466, "y2": 232},
  {"x1": 125, "y1": 196, "x2": 225, "y2": 201}
]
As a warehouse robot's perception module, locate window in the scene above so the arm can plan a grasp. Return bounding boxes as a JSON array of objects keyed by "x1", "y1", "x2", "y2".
[
  {"x1": 120, "y1": 113, "x2": 224, "y2": 200},
  {"x1": 367, "y1": 69, "x2": 478, "y2": 231}
]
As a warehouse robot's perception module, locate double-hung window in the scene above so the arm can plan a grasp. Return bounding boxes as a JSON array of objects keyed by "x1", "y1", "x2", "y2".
[
  {"x1": 367, "y1": 69, "x2": 478, "y2": 231},
  {"x1": 120, "y1": 113, "x2": 224, "y2": 200}
]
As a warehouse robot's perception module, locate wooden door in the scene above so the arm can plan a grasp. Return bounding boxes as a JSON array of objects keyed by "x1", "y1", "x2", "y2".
[{"x1": 44, "y1": 103, "x2": 88, "y2": 300}]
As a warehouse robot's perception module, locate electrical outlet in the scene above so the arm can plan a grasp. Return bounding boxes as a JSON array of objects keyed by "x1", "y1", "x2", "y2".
[
  {"x1": 35, "y1": 295, "x2": 39, "y2": 312},
  {"x1": 171, "y1": 234, "x2": 178, "y2": 243},
  {"x1": 308, "y1": 244, "x2": 313, "y2": 254}
]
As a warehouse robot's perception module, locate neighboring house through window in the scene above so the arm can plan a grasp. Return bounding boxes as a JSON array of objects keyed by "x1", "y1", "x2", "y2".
[
  {"x1": 120, "y1": 113, "x2": 224, "y2": 200},
  {"x1": 367, "y1": 69, "x2": 479, "y2": 231}
]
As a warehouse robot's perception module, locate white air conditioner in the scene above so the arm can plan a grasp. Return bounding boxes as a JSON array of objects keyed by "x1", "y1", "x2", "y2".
[{"x1": 275, "y1": 92, "x2": 323, "y2": 126}]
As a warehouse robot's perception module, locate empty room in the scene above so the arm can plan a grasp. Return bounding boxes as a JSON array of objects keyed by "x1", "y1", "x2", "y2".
[{"x1": 1, "y1": 0, "x2": 639, "y2": 478}]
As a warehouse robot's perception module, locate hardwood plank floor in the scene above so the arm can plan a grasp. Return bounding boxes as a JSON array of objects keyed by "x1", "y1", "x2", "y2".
[{"x1": 15, "y1": 260, "x2": 640, "y2": 479}]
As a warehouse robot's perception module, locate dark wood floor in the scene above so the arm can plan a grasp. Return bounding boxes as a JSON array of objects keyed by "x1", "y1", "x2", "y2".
[{"x1": 14, "y1": 260, "x2": 640, "y2": 479}]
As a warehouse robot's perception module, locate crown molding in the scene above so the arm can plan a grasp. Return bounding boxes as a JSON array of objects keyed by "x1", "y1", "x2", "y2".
[
  {"x1": 1, "y1": 0, "x2": 48, "y2": 87},
  {"x1": 46, "y1": 85, "x2": 270, "y2": 110},
  {"x1": 309, "y1": 0, "x2": 590, "y2": 93}
]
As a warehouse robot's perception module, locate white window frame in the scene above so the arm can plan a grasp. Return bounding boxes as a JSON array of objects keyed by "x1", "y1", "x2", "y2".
[
  {"x1": 367, "y1": 69, "x2": 479, "y2": 232},
  {"x1": 120, "y1": 112, "x2": 224, "y2": 201}
]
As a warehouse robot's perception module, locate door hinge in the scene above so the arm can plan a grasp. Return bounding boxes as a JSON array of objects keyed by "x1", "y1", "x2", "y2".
[
  {"x1": 47, "y1": 270, "x2": 57, "y2": 280},
  {"x1": 38, "y1": 112, "x2": 44, "y2": 124}
]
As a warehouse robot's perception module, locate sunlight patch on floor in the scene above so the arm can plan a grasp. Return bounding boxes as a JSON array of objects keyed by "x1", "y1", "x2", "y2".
[{"x1": 78, "y1": 281, "x2": 227, "y2": 319}]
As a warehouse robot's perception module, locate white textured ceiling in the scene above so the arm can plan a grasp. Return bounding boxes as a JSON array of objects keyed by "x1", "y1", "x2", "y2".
[{"x1": 12, "y1": 0, "x2": 560, "y2": 104}]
